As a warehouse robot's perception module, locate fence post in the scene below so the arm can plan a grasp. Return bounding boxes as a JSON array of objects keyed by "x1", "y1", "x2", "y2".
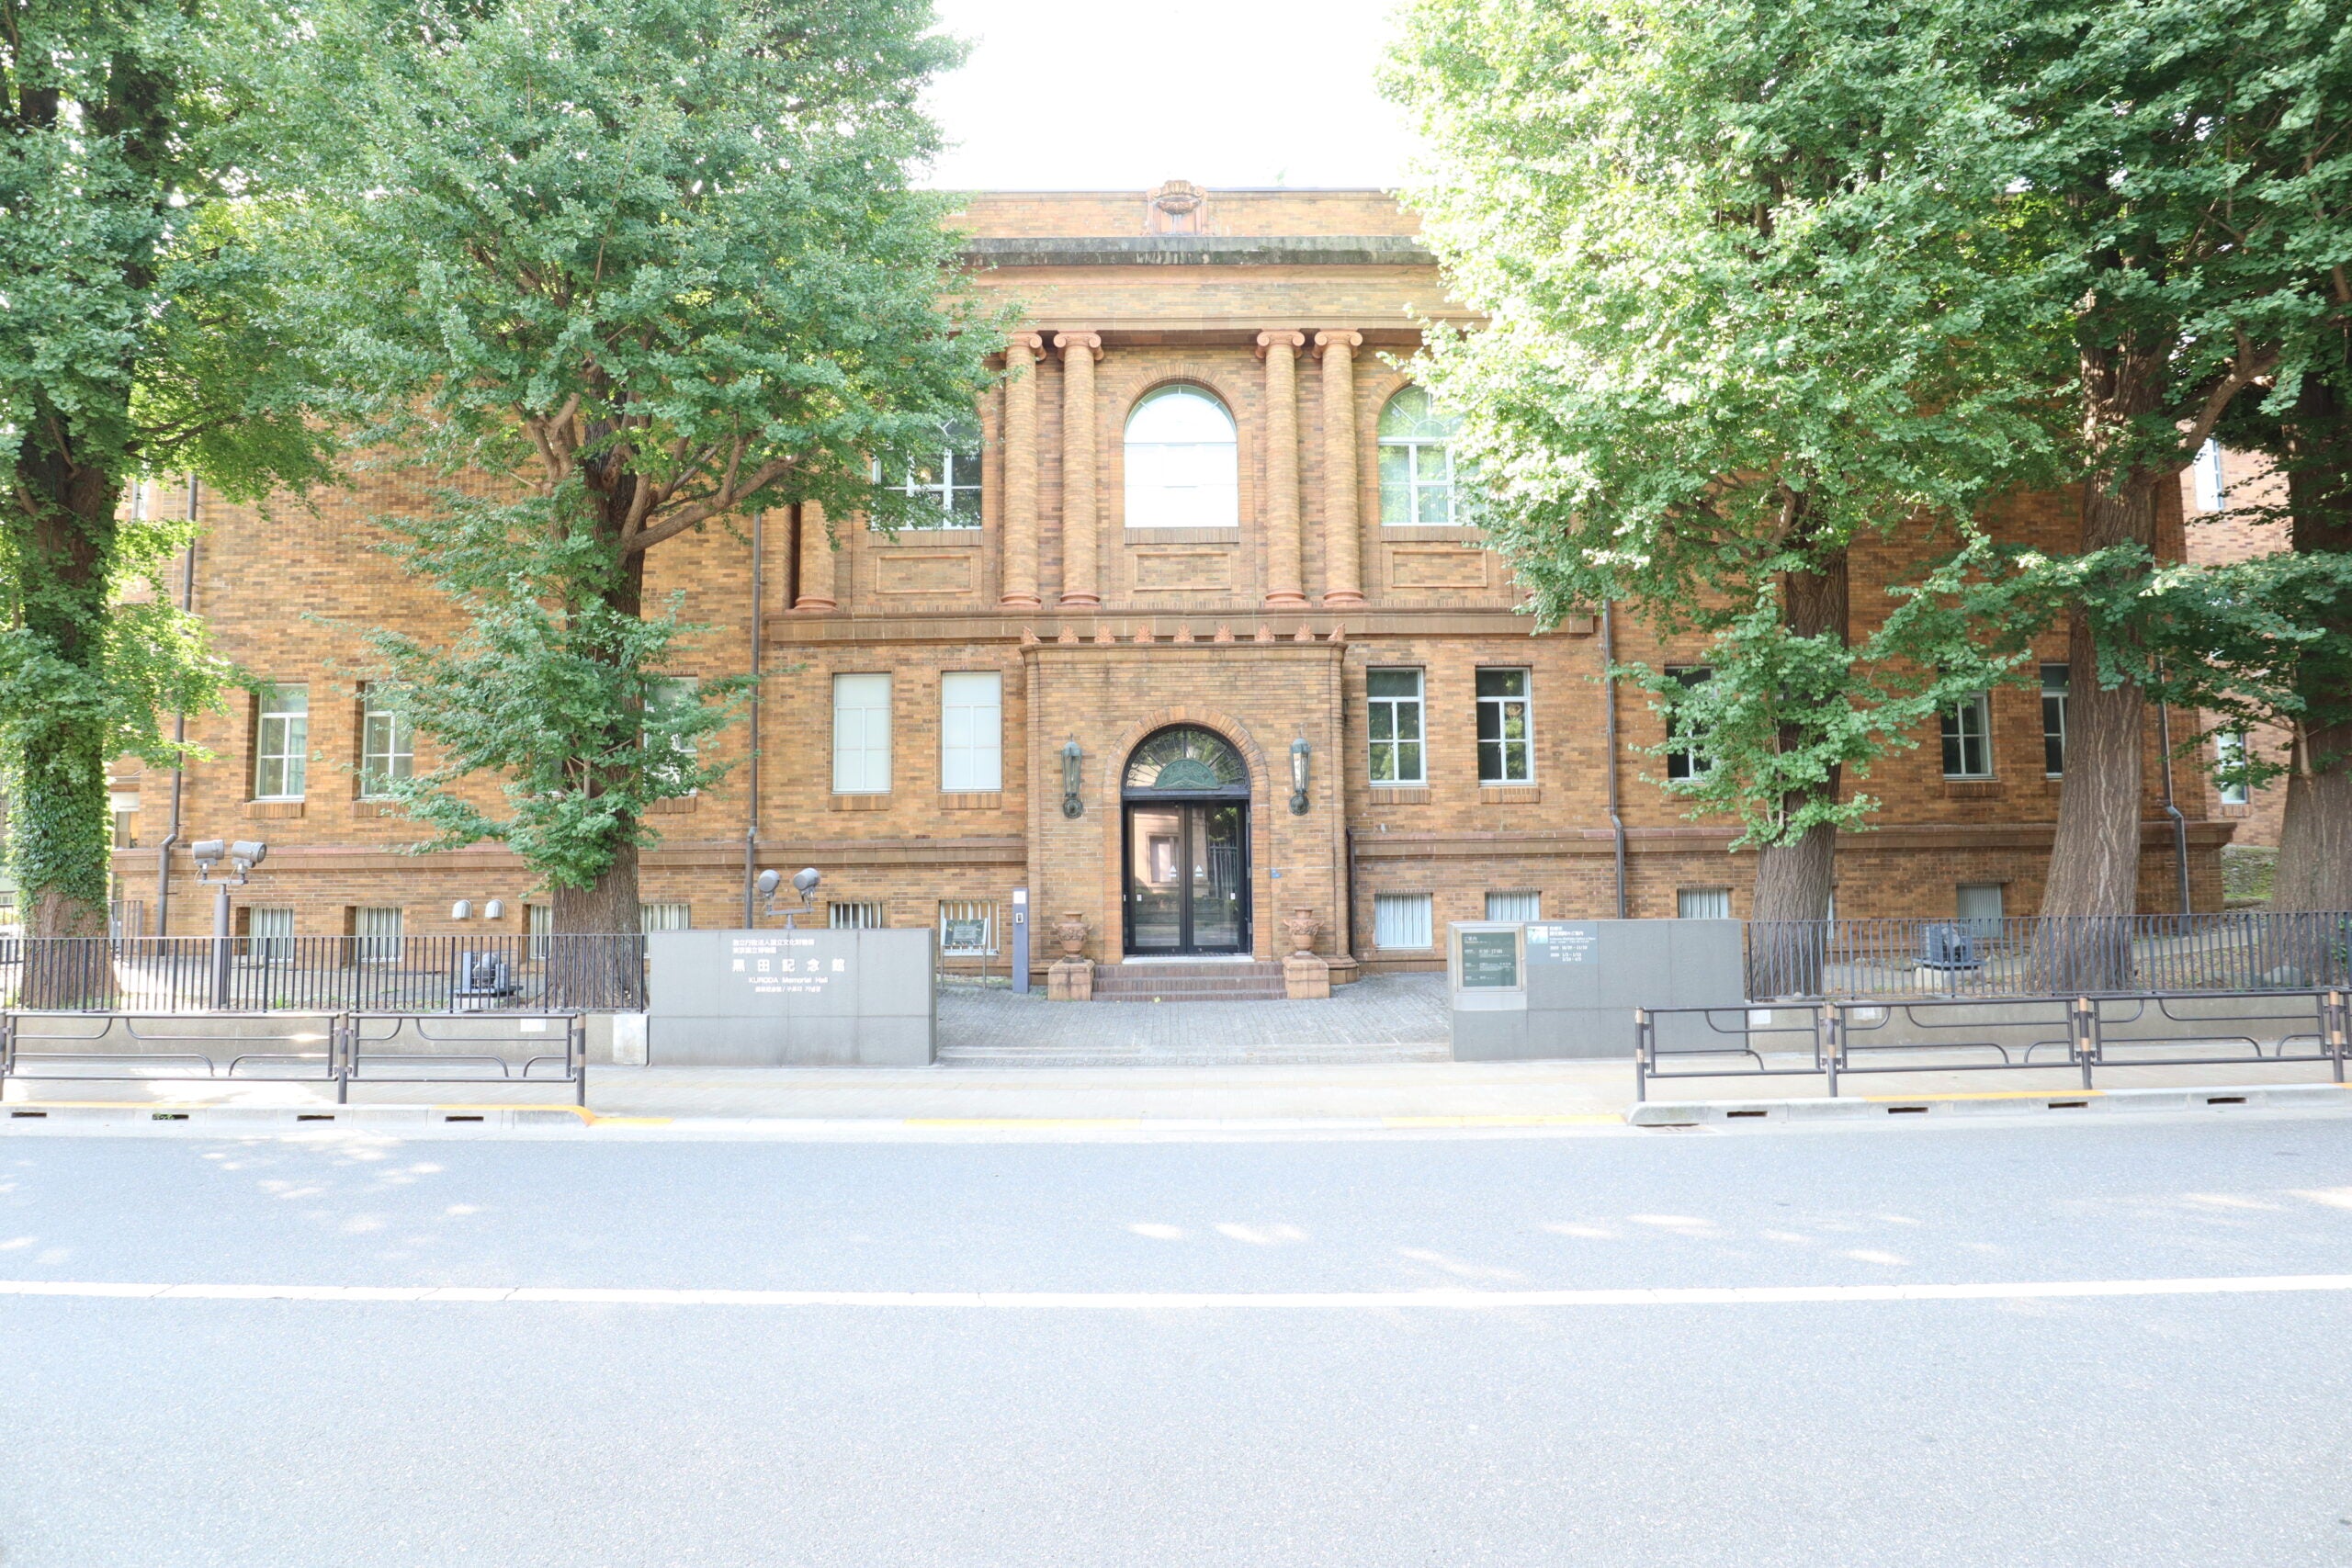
[
  {"x1": 2074, "y1": 995, "x2": 2097, "y2": 1090},
  {"x1": 2329, "y1": 990, "x2": 2348, "y2": 1085},
  {"x1": 1824, "y1": 1003, "x2": 1840, "y2": 1099},
  {"x1": 1632, "y1": 1008, "x2": 1649, "y2": 1102},
  {"x1": 334, "y1": 1012, "x2": 350, "y2": 1105},
  {"x1": 574, "y1": 1013, "x2": 588, "y2": 1108}
]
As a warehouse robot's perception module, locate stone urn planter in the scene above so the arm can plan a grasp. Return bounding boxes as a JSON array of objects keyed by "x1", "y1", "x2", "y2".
[
  {"x1": 1283, "y1": 907, "x2": 1322, "y2": 957},
  {"x1": 1055, "y1": 911, "x2": 1089, "y2": 959}
]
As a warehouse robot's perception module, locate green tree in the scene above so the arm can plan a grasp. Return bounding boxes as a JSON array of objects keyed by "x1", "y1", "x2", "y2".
[
  {"x1": 1385, "y1": 0, "x2": 2052, "y2": 963},
  {"x1": 300, "y1": 0, "x2": 997, "y2": 942},
  {"x1": 0, "y1": 0, "x2": 327, "y2": 976}
]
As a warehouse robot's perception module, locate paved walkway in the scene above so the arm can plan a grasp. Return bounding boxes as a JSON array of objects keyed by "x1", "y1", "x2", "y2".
[{"x1": 935, "y1": 973, "x2": 1450, "y2": 1065}]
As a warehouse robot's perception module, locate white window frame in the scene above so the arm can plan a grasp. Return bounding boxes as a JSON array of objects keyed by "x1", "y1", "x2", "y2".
[
  {"x1": 1941, "y1": 691, "x2": 1994, "y2": 780},
  {"x1": 831, "y1": 672, "x2": 893, "y2": 795},
  {"x1": 2040, "y1": 664, "x2": 2068, "y2": 778},
  {"x1": 526, "y1": 903, "x2": 551, "y2": 961},
  {"x1": 243, "y1": 906, "x2": 295, "y2": 964},
  {"x1": 1367, "y1": 668, "x2": 1427, "y2": 785},
  {"x1": 639, "y1": 902, "x2": 692, "y2": 932},
  {"x1": 829, "y1": 900, "x2": 886, "y2": 930},
  {"x1": 2193, "y1": 438, "x2": 2227, "y2": 513},
  {"x1": 1476, "y1": 668, "x2": 1532, "y2": 784},
  {"x1": 352, "y1": 907, "x2": 402, "y2": 965},
  {"x1": 2215, "y1": 730, "x2": 2251, "y2": 807},
  {"x1": 1374, "y1": 892, "x2": 1435, "y2": 950},
  {"x1": 254, "y1": 683, "x2": 309, "y2": 800},
  {"x1": 1122, "y1": 385, "x2": 1238, "y2": 529},
  {"x1": 358, "y1": 697, "x2": 413, "y2": 799},
  {"x1": 1664, "y1": 666, "x2": 1713, "y2": 781},
  {"x1": 939, "y1": 671, "x2": 1003, "y2": 793},
  {"x1": 1677, "y1": 887, "x2": 1732, "y2": 920},
  {"x1": 1485, "y1": 890, "x2": 1542, "y2": 923},
  {"x1": 873, "y1": 420, "x2": 982, "y2": 529},
  {"x1": 1377, "y1": 387, "x2": 1470, "y2": 525}
]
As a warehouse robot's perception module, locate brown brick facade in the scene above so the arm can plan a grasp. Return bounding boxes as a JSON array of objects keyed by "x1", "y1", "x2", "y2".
[{"x1": 109, "y1": 186, "x2": 2233, "y2": 976}]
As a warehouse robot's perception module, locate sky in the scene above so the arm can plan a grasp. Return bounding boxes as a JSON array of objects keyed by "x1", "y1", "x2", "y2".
[{"x1": 919, "y1": 0, "x2": 1418, "y2": 191}]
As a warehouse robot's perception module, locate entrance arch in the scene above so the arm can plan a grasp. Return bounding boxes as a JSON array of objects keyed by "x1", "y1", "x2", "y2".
[{"x1": 1122, "y1": 726, "x2": 1251, "y2": 955}]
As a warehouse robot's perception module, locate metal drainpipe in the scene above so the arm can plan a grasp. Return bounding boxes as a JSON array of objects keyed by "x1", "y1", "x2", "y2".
[
  {"x1": 153, "y1": 479, "x2": 199, "y2": 937},
  {"x1": 1600, "y1": 600, "x2": 1628, "y2": 919},
  {"x1": 2156, "y1": 692, "x2": 2191, "y2": 914},
  {"x1": 741, "y1": 508, "x2": 764, "y2": 927}
]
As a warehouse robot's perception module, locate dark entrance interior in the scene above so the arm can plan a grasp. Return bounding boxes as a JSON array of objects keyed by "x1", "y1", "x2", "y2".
[{"x1": 1121, "y1": 727, "x2": 1251, "y2": 956}]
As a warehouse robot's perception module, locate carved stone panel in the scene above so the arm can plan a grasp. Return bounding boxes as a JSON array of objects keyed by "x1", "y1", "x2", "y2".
[
  {"x1": 874, "y1": 550, "x2": 977, "y2": 596},
  {"x1": 1387, "y1": 546, "x2": 1489, "y2": 590},
  {"x1": 1131, "y1": 548, "x2": 1235, "y2": 592}
]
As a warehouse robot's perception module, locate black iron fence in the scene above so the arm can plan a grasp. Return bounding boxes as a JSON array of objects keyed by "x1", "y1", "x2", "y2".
[
  {"x1": 0, "y1": 935, "x2": 646, "y2": 1014},
  {"x1": 1635, "y1": 987, "x2": 2352, "y2": 1100},
  {"x1": 1746, "y1": 911, "x2": 2352, "y2": 1001}
]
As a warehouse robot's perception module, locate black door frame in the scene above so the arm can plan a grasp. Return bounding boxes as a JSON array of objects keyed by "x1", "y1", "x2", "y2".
[{"x1": 1121, "y1": 799, "x2": 1252, "y2": 956}]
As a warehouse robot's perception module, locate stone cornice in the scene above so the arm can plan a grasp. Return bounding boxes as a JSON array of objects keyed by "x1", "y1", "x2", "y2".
[
  {"x1": 964, "y1": 235, "x2": 1436, "y2": 268},
  {"x1": 767, "y1": 608, "x2": 1576, "y2": 645}
]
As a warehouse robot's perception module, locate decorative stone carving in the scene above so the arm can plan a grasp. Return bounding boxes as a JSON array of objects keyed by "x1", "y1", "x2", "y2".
[
  {"x1": 1055, "y1": 911, "x2": 1089, "y2": 958},
  {"x1": 1283, "y1": 907, "x2": 1322, "y2": 956}
]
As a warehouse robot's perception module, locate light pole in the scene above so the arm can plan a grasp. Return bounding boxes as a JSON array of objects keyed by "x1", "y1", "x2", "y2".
[
  {"x1": 753, "y1": 867, "x2": 822, "y2": 929},
  {"x1": 190, "y1": 839, "x2": 266, "y2": 1009}
]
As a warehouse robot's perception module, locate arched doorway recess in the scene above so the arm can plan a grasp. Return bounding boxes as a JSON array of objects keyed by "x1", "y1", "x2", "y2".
[{"x1": 1121, "y1": 726, "x2": 1251, "y2": 955}]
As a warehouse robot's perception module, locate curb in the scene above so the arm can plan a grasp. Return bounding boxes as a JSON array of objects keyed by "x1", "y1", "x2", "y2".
[
  {"x1": 1626, "y1": 1082, "x2": 2352, "y2": 1126},
  {"x1": 1, "y1": 1101, "x2": 604, "y2": 1131}
]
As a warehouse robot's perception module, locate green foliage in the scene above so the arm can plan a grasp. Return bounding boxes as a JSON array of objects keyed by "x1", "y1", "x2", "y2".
[{"x1": 290, "y1": 0, "x2": 1000, "y2": 899}]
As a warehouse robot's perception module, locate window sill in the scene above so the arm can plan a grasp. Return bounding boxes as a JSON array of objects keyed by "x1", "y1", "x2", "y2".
[
  {"x1": 830, "y1": 793, "x2": 892, "y2": 811},
  {"x1": 940, "y1": 792, "x2": 1003, "y2": 810},
  {"x1": 1479, "y1": 784, "x2": 1541, "y2": 805},
  {"x1": 1124, "y1": 526, "x2": 1240, "y2": 546},
  {"x1": 245, "y1": 800, "x2": 305, "y2": 819},
  {"x1": 1942, "y1": 778, "x2": 2004, "y2": 800},
  {"x1": 1379, "y1": 525, "x2": 1482, "y2": 544},
  {"x1": 1369, "y1": 786, "x2": 1431, "y2": 806},
  {"x1": 352, "y1": 800, "x2": 403, "y2": 818},
  {"x1": 644, "y1": 795, "x2": 699, "y2": 816},
  {"x1": 867, "y1": 528, "x2": 981, "y2": 547}
]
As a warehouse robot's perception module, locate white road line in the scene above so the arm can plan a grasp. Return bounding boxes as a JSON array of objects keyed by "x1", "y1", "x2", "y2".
[{"x1": 3, "y1": 1275, "x2": 2351, "y2": 1308}]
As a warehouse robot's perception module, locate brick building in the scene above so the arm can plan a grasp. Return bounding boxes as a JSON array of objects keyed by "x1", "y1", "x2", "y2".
[{"x1": 110, "y1": 184, "x2": 2233, "y2": 978}]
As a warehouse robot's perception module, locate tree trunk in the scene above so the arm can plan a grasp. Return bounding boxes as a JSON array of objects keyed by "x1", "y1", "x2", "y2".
[
  {"x1": 1747, "y1": 543, "x2": 1847, "y2": 998},
  {"x1": 2272, "y1": 365, "x2": 2352, "y2": 916}
]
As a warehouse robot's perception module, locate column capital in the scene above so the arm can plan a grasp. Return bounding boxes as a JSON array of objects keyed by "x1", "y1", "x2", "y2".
[
  {"x1": 1314, "y1": 329, "x2": 1364, "y2": 356},
  {"x1": 1054, "y1": 331, "x2": 1102, "y2": 361},
  {"x1": 1255, "y1": 329, "x2": 1307, "y2": 358},
  {"x1": 1006, "y1": 331, "x2": 1045, "y2": 355}
]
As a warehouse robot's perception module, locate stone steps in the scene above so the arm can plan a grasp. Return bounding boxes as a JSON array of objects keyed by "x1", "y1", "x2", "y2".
[{"x1": 1089, "y1": 960, "x2": 1289, "y2": 1002}]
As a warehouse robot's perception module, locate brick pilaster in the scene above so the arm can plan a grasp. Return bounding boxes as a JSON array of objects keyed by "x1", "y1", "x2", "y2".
[
  {"x1": 1258, "y1": 329, "x2": 1308, "y2": 608},
  {"x1": 1316, "y1": 329, "x2": 1366, "y2": 607},
  {"x1": 1056, "y1": 332, "x2": 1102, "y2": 608}
]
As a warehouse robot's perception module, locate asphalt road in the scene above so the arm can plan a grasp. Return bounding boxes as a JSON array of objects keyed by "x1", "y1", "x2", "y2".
[{"x1": 4, "y1": 1113, "x2": 2352, "y2": 1566}]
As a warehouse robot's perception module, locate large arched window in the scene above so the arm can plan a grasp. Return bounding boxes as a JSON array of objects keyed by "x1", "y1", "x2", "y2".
[
  {"x1": 1378, "y1": 387, "x2": 1474, "y2": 525},
  {"x1": 1124, "y1": 385, "x2": 1238, "y2": 529}
]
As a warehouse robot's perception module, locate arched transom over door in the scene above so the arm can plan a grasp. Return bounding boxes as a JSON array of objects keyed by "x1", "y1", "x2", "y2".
[{"x1": 1122, "y1": 726, "x2": 1251, "y2": 956}]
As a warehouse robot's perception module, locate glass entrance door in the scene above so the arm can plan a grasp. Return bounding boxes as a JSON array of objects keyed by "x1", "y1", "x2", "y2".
[{"x1": 1125, "y1": 802, "x2": 1250, "y2": 954}]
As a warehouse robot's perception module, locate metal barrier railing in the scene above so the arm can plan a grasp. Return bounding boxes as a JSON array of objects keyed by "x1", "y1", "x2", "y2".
[
  {"x1": 1634, "y1": 988, "x2": 2351, "y2": 1101},
  {"x1": 0, "y1": 935, "x2": 645, "y2": 1013},
  {"x1": 1746, "y1": 911, "x2": 2352, "y2": 1000},
  {"x1": 0, "y1": 1010, "x2": 588, "y2": 1105}
]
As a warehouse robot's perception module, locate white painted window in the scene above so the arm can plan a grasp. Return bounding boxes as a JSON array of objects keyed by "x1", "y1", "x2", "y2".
[
  {"x1": 352, "y1": 907, "x2": 402, "y2": 964},
  {"x1": 359, "y1": 696, "x2": 413, "y2": 798},
  {"x1": 1486, "y1": 890, "x2": 1541, "y2": 922},
  {"x1": 940, "y1": 671, "x2": 1002, "y2": 793},
  {"x1": 1374, "y1": 893, "x2": 1434, "y2": 949},
  {"x1": 1476, "y1": 668, "x2": 1532, "y2": 784},
  {"x1": 639, "y1": 903, "x2": 691, "y2": 932},
  {"x1": 243, "y1": 906, "x2": 295, "y2": 963},
  {"x1": 938, "y1": 899, "x2": 998, "y2": 955},
  {"x1": 2040, "y1": 665, "x2": 2069, "y2": 778},
  {"x1": 831, "y1": 672, "x2": 892, "y2": 794},
  {"x1": 1124, "y1": 385, "x2": 1238, "y2": 529},
  {"x1": 1677, "y1": 887, "x2": 1732, "y2": 920},
  {"x1": 1940, "y1": 691, "x2": 1994, "y2": 779},
  {"x1": 1665, "y1": 666, "x2": 1713, "y2": 780},
  {"x1": 2215, "y1": 730, "x2": 2251, "y2": 806},
  {"x1": 874, "y1": 420, "x2": 981, "y2": 528},
  {"x1": 2193, "y1": 439, "x2": 2227, "y2": 513},
  {"x1": 1956, "y1": 883, "x2": 2005, "y2": 933},
  {"x1": 829, "y1": 900, "x2": 886, "y2": 930},
  {"x1": 526, "y1": 904, "x2": 551, "y2": 960},
  {"x1": 254, "y1": 684, "x2": 308, "y2": 800},
  {"x1": 1378, "y1": 386, "x2": 1474, "y2": 525},
  {"x1": 1367, "y1": 669, "x2": 1426, "y2": 784}
]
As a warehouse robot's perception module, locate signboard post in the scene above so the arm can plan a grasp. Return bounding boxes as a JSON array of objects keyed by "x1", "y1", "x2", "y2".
[{"x1": 1011, "y1": 887, "x2": 1029, "y2": 994}]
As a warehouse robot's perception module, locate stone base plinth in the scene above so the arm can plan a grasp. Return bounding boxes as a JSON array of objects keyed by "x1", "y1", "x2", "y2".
[
  {"x1": 1283, "y1": 954, "x2": 1331, "y2": 1000},
  {"x1": 1047, "y1": 957, "x2": 1095, "y2": 1001}
]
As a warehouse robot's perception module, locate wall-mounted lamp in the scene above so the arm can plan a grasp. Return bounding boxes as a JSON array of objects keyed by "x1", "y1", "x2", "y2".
[
  {"x1": 191, "y1": 839, "x2": 266, "y2": 886},
  {"x1": 1061, "y1": 739, "x2": 1084, "y2": 818},
  {"x1": 755, "y1": 865, "x2": 822, "y2": 928},
  {"x1": 449, "y1": 898, "x2": 508, "y2": 921},
  {"x1": 1290, "y1": 737, "x2": 1311, "y2": 815}
]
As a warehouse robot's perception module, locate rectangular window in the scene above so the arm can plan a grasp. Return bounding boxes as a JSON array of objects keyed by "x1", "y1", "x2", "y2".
[
  {"x1": 1374, "y1": 892, "x2": 1435, "y2": 949},
  {"x1": 832, "y1": 673, "x2": 892, "y2": 794},
  {"x1": 359, "y1": 696, "x2": 413, "y2": 798},
  {"x1": 1677, "y1": 887, "x2": 1732, "y2": 920},
  {"x1": 1956, "y1": 883, "x2": 2005, "y2": 935},
  {"x1": 1476, "y1": 669, "x2": 1532, "y2": 784},
  {"x1": 1940, "y1": 692, "x2": 1994, "y2": 779},
  {"x1": 352, "y1": 907, "x2": 402, "y2": 965},
  {"x1": 2193, "y1": 438, "x2": 2227, "y2": 513},
  {"x1": 938, "y1": 899, "x2": 998, "y2": 955},
  {"x1": 1664, "y1": 666, "x2": 1713, "y2": 780},
  {"x1": 875, "y1": 422, "x2": 981, "y2": 528},
  {"x1": 2215, "y1": 730, "x2": 2251, "y2": 807},
  {"x1": 940, "y1": 671, "x2": 1003, "y2": 793},
  {"x1": 526, "y1": 903, "x2": 551, "y2": 961},
  {"x1": 829, "y1": 900, "x2": 886, "y2": 930},
  {"x1": 243, "y1": 906, "x2": 295, "y2": 963},
  {"x1": 1485, "y1": 890, "x2": 1541, "y2": 923},
  {"x1": 1366, "y1": 669, "x2": 1425, "y2": 785},
  {"x1": 2040, "y1": 664, "x2": 2069, "y2": 777},
  {"x1": 254, "y1": 683, "x2": 309, "y2": 800},
  {"x1": 639, "y1": 903, "x2": 691, "y2": 932}
]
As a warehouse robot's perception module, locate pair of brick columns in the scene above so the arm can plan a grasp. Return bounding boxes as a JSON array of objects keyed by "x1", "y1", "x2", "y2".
[
  {"x1": 996, "y1": 330, "x2": 1103, "y2": 609},
  {"x1": 1258, "y1": 327, "x2": 1366, "y2": 610}
]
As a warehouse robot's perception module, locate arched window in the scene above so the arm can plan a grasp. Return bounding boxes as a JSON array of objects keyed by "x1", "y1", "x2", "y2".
[
  {"x1": 1124, "y1": 385, "x2": 1238, "y2": 529},
  {"x1": 1378, "y1": 386, "x2": 1473, "y2": 525},
  {"x1": 1124, "y1": 726, "x2": 1249, "y2": 797},
  {"x1": 874, "y1": 419, "x2": 981, "y2": 528}
]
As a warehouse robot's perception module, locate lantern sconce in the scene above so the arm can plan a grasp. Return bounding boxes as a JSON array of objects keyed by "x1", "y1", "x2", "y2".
[
  {"x1": 1290, "y1": 736, "x2": 1311, "y2": 815},
  {"x1": 1061, "y1": 739, "x2": 1084, "y2": 818}
]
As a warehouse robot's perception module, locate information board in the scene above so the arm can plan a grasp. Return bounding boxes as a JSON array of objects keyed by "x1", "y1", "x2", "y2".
[
  {"x1": 727, "y1": 934, "x2": 844, "y2": 998},
  {"x1": 1458, "y1": 929, "x2": 1521, "y2": 989},
  {"x1": 1526, "y1": 923, "x2": 1598, "y2": 964}
]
